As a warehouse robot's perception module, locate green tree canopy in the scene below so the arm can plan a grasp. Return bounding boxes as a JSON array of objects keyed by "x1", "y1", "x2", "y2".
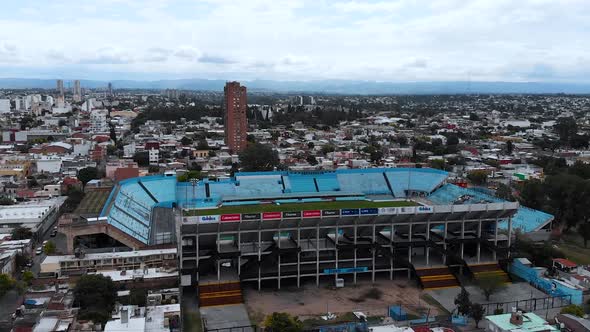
[
  {"x1": 471, "y1": 303, "x2": 485, "y2": 328},
  {"x1": 467, "y1": 170, "x2": 488, "y2": 185},
  {"x1": 0, "y1": 274, "x2": 15, "y2": 297},
  {"x1": 74, "y1": 275, "x2": 117, "y2": 325},
  {"x1": 263, "y1": 312, "x2": 303, "y2": 332},
  {"x1": 476, "y1": 273, "x2": 507, "y2": 301},
  {"x1": 454, "y1": 287, "x2": 472, "y2": 316},
  {"x1": 238, "y1": 143, "x2": 280, "y2": 172},
  {"x1": 11, "y1": 226, "x2": 32, "y2": 240},
  {"x1": 77, "y1": 167, "x2": 98, "y2": 187}
]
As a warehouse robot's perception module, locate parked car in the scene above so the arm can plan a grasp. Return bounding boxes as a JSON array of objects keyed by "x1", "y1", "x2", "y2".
[{"x1": 35, "y1": 247, "x2": 43, "y2": 255}]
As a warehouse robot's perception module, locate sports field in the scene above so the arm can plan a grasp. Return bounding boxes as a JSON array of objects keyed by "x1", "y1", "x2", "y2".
[
  {"x1": 186, "y1": 200, "x2": 417, "y2": 216},
  {"x1": 74, "y1": 189, "x2": 111, "y2": 215}
]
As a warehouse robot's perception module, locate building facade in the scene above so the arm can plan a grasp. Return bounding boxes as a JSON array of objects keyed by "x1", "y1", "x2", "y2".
[{"x1": 223, "y1": 82, "x2": 248, "y2": 153}]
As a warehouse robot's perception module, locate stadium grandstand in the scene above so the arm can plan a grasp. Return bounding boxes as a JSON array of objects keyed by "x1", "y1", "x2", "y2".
[{"x1": 61, "y1": 168, "x2": 554, "y2": 306}]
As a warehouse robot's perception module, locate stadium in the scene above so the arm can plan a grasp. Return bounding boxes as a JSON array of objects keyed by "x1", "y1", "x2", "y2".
[{"x1": 62, "y1": 167, "x2": 554, "y2": 307}]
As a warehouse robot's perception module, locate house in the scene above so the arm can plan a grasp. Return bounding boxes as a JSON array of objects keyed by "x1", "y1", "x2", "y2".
[{"x1": 485, "y1": 311, "x2": 558, "y2": 332}]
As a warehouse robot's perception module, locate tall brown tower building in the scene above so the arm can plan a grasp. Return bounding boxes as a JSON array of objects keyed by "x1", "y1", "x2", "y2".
[{"x1": 223, "y1": 81, "x2": 248, "y2": 153}]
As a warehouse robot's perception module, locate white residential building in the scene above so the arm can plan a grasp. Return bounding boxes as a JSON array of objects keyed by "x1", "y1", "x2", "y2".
[
  {"x1": 0, "y1": 99, "x2": 10, "y2": 113},
  {"x1": 90, "y1": 109, "x2": 109, "y2": 133}
]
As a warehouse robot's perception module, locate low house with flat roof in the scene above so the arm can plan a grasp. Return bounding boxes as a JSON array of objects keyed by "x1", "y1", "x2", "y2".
[{"x1": 485, "y1": 311, "x2": 558, "y2": 332}]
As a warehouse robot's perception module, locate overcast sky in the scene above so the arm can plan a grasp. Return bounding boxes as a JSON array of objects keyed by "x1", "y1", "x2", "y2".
[{"x1": 0, "y1": 0, "x2": 588, "y2": 82}]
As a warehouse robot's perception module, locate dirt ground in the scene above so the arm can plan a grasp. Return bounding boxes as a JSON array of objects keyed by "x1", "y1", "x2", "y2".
[{"x1": 244, "y1": 278, "x2": 441, "y2": 322}]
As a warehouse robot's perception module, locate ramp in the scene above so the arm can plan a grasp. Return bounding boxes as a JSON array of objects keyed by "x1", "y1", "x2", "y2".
[
  {"x1": 470, "y1": 263, "x2": 511, "y2": 283},
  {"x1": 199, "y1": 281, "x2": 243, "y2": 307},
  {"x1": 415, "y1": 266, "x2": 460, "y2": 290}
]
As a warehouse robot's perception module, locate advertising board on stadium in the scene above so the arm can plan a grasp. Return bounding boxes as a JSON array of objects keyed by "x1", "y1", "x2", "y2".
[
  {"x1": 283, "y1": 211, "x2": 302, "y2": 218},
  {"x1": 262, "y1": 212, "x2": 282, "y2": 220},
  {"x1": 303, "y1": 210, "x2": 321, "y2": 218},
  {"x1": 220, "y1": 214, "x2": 241, "y2": 222},
  {"x1": 241, "y1": 213, "x2": 261, "y2": 221},
  {"x1": 197, "y1": 215, "x2": 220, "y2": 223},
  {"x1": 341, "y1": 208, "x2": 360, "y2": 216}
]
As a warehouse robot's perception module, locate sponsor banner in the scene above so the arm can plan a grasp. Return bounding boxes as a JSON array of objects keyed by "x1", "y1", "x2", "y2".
[
  {"x1": 182, "y1": 217, "x2": 199, "y2": 225},
  {"x1": 378, "y1": 207, "x2": 398, "y2": 215},
  {"x1": 323, "y1": 267, "x2": 368, "y2": 275},
  {"x1": 198, "y1": 215, "x2": 219, "y2": 224},
  {"x1": 322, "y1": 209, "x2": 340, "y2": 217},
  {"x1": 283, "y1": 211, "x2": 302, "y2": 218},
  {"x1": 416, "y1": 205, "x2": 433, "y2": 213},
  {"x1": 241, "y1": 213, "x2": 261, "y2": 221},
  {"x1": 303, "y1": 210, "x2": 321, "y2": 218},
  {"x1": 220, "y1": 214, "x2": 241, "y2": 222},
  {"x1": 360, "y1": 208, "x2": 379, "y2": 215},
  {"x1": 341, "y1": 208, "x2": 360, "y2": 216},
  {"x1": 262, "y1": 212, "x2": 282, "y2": 220},
  {"x1": 398, "y1": 207, "x2": 416, "y2": 214}
]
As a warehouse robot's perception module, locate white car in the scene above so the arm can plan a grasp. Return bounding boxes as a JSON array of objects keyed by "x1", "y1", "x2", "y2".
[{"x1": 35, "y1": 247, "x2": 43, "y2": 255}]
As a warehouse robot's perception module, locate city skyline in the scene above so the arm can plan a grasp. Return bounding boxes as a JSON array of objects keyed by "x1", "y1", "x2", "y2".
[{"x1": 0, "y1": 0, "x2": 588, "y2": 82}]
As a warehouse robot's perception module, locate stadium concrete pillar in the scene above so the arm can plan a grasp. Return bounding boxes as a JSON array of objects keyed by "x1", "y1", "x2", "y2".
[
  {"x1": 316, "y1": 223, "x2": 320, "y2": 287},
  {"x1": 390, "y1": 220, "x2": 394, "y2": 280},
  {"x1": 237, "y1": 231, "x2": 241, "y2": 277},
  {"x1": 443, "y1": 222, "x2": 448, "y2": 265},
  {"x1": 196, "y1": 235, "x2": 200, "y2": 283},
  {"x1": 353, "y1": 222, "x2": 358, "y2": 285},
  {"x1": 493, "y1": 218, "x2": 499, "y2": 261},
  {"x1": 460, "y1": 220, "x2": 465, "y2": 261},
  {"x1": 426, "y1": 220, "x2": 430, "y2": 267},
  {"x1": 477, "y1": 221, "x2": 482, "y2": 263},
  {"x1": 297, "y1": 225, "x2": 301, "y2": 288},
  {"x1": 371, "y1": 223, "x2": 376, "y2": 283},
  {"x1": 217, "y1": 232, "x2": 221, "y2": 282},
  {"x1": 408, "y1": 223, "x2": 413, "y2": 279},
  {"x1": 258, "y1": 228, "x2": 262, "y2": 291},
  {"x1": 335, "y1": 224, "x2": 339, "y2": 283},
  {"x1": 507, "y1": 217, "x2": 513, "y2": 258}
]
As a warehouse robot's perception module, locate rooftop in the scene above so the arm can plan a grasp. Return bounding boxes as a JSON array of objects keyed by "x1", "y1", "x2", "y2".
[{"x1": 485, "y1": 313, "x2": 559, "y2": 332}]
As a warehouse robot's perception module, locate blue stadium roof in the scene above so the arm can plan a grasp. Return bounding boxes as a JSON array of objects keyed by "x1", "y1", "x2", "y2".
[{"x1": 99, "y1": 168, "x2": 553, "y2": 243}]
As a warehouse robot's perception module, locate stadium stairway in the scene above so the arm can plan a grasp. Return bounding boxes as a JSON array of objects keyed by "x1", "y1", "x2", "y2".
[
  {"x1": 469, "y1": 263, "x2": 511, "y2": 284},
  {"x1": 415, "y1": 266, "x2": 460, "y2": 290},
  {"x1": 198, "y1": 281, "x2": 243, "y2": 307}
]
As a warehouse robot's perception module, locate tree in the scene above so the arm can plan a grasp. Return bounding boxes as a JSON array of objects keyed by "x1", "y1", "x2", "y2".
[
  {"x1": 579, "y1": 223, "x2": 590, "y2": 248},
  {"x1": 129, "y1": 288, "x2": 147, "y2": 306},
  {"x1": 177, "y1": 171, "x2": 202, "y2": 182},
  {"x1": 148, "y1": 165, "x2": 160, "y2": 174},
  {"x1": 180, "y1": 136, "x2": 193, "y2": 146},
  {"x1": 447, "y1": 135, "x2": 459, "y2": 146},
  {"x1": 239, "y1": 143, "x2": 280, "y2": 172},
  {"x1": 263, "y1": 312, "x2": 303, "y2": 332},
  {"x1": 454, "y1": 287, "x2": 472, "y2": 316},
  {"x1": 467, "y1": 170, "x2": 488, "y2": 185},
  {"x1": 0, "y1": 274, "x2": 15, "y2": 297},
  {"x1": 471, "y1": 303, "x2": 485, "y2": 328},
  {"x1": 476, "y1": 273, "x2": 507, "y2": 301},
  {"x1": 22, "y1": 271, "x2": 34, "y2": 285},
  {"x1": 506, "y1": 140, "x2": 514, "y2": 154},
  {"x1": 495, "y1": 183, "x2": 514, "y2": 201},
  {"x1": 43, "y1": 241, "x2": 56, "y2": 255},
  {"x1": 430, "y1": 159, "x2": 446, "y2": 170},
  {"x1": 197, "y1": 139, "x2": 209, "y2": 150},
  {"x1": 0, "y1": 196, "x2": 14, "y2": 205},
  {"x1": 560, "y1": 304, "x2": 585, "y2": 317},
  {"x1": 77, "y1": 167, "x2": 98, "y2": 187},
  {"x1": 11, "y1": 226, "x2": 32, "y2": 240},
  {"x1": 74, "y1": 275, "x2": 117, "y2": 326},
  {"x1": 133, "y1": 151, "x2": 150, "y2": 167},
  {"x1": 306, "y1": 155, "x2": 318, "y2": 166}
]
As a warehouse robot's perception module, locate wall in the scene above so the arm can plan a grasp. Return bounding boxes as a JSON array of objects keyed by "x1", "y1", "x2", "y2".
[{"x1": 510, "y1": 259, "x2": 583, "y2": 305}]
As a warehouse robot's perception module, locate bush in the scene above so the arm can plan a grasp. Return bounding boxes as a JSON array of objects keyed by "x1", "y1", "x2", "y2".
[
  {"x1": 363, "y1": 288, "x2": 383, "y2": 300},
  {"x1": 560, "y1": 304, "x2": 585, "y2": 317}
]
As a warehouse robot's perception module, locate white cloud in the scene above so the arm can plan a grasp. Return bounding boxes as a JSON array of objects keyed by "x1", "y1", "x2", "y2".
[{"x1": 0, "y1": 0, "x2": 588, "y2": 81}]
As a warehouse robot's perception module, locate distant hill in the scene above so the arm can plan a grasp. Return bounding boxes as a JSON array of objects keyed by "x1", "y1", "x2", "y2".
[{"x1": 0, "y1": 78, "x2": 589, "y2": 94}]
